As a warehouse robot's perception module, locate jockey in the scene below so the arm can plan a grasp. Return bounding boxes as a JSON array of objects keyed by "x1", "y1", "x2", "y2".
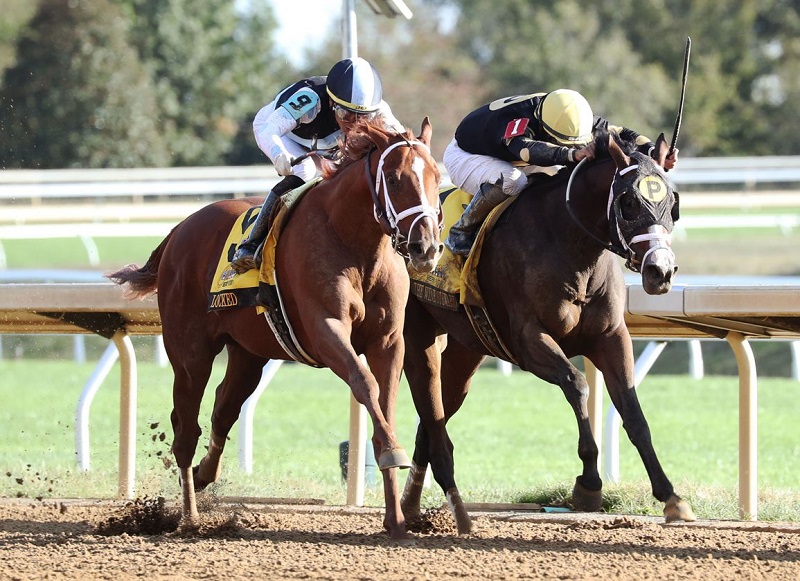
[
  {"x1": 443, "y1": 89, "x2": 679, "y2": 256},
  {"x1": 230, "y1": 57, "x2": 405, "y2": 273}
]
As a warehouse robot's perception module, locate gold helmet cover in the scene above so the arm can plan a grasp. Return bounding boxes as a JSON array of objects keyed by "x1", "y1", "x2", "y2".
[{"x1": 540, "y1": 89, "x2": 594, "y2": 146}]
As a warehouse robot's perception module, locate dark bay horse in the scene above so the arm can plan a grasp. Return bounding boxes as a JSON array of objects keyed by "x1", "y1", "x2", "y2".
[
  {"x1": 109, "y1": 119, "x2": 443, "y2": 540},
  {"x1": 401, "y1": 132, "x2": 696, "y2": 534}
]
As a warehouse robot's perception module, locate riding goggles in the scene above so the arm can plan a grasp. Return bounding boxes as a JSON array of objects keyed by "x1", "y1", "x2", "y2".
[{"x1": 333, "y1": 104, "x2": 377, "y2": 124}]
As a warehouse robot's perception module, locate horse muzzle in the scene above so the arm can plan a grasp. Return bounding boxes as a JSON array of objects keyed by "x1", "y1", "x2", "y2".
[
  {"x1": 640, "y1": 246, "x2": 677, "y2": 295},
  {"x1": 630, "y1": 226, "x2": 677, "y2": 295},
  {"x1": 407, "y1": 237, "x2": 444, "y2": 273}
]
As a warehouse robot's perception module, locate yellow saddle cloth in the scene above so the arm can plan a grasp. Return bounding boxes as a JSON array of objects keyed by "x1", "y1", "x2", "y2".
[
  {"x1": 408, "y1": 186, "x2": 515, "y2": 310},
  {"x1": 208, "y1": 178, "x2": 320, "y2": 311}
]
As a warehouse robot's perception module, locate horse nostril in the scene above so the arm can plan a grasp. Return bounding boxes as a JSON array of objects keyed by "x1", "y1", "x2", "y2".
[
  {"x1": 408, "y1": 242, "x2": 423, "y2": 256},
  {"x1": 437, "y1": 243, "x2": 444, "y2": 254}
]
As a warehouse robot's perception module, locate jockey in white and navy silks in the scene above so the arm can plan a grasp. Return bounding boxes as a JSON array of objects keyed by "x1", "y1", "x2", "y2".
[
  {"x1": 231, "y1": 57, "x2": 405, "y2": 274},
  {"x1": 442, "y1": 89, "x2": 679, "y2": 256}
]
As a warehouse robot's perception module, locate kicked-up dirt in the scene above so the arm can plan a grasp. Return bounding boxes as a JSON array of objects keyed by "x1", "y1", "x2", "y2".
[{"x1": 1, "y1": 497, "x2": 799, "y2": 580}]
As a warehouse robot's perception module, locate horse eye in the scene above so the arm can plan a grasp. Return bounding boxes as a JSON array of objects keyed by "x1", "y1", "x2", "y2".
[
  {"x1": 386, "y1": 173, "x2": 398, "y2": 186},
  {"x1": 619, "y1": 192, "x2": 641, "y2": 221}
]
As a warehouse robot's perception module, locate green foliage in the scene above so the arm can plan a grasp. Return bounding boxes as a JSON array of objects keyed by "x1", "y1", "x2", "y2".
[
  {"x1": 4, "y1": 0, "x2": 800, "y2": 165},
  {"x1": 442, "y1": 0, "x2": 800, "y2": 155},
  {"x1": 0, "y1": 0, "x2": 35, "y2": 72},
  {"x1": 114, "y1": 0, "x2": 291, "y2": 166},
  {"x1": 0, "y1": 0, "x2": 169, "y2": 168}
]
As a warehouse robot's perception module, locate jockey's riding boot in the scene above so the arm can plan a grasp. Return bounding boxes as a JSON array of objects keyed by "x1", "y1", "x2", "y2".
[
  {"x1": 230, "y1": 175, "x2": 304, "y2": 274},
  {"x1": 445, "y1": 179, "x2": 510, "y2": 257}
]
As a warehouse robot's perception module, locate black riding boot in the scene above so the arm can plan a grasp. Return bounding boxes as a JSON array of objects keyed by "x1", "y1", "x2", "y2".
[
  {"x1": 230, "y1": 175, "x2": 304, "y2": 274},
  {"x1": 445, "y1": 179, "x2": 510, "y2": 256}
]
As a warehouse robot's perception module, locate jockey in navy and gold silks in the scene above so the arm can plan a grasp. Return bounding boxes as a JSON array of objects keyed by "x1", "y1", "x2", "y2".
[
  {"x1": 230, "y1": 57, "x2": 405, "y2": 274},
  {"x1": 443, "y1": 89, "x2": 679, "y2": 256}
]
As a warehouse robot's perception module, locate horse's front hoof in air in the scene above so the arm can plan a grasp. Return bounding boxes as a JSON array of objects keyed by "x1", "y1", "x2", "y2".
[{"x1": 378, "y1": 447, "x2": 412, "y2": 470}]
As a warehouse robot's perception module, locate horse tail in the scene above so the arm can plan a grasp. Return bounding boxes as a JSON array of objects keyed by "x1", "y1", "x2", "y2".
[{"x1": 107, "y1": 231, "x2": 172, "y2": 299}]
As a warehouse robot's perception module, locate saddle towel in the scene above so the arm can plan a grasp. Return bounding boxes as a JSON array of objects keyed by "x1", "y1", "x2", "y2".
[
  {"x1": 408, "y1": 186, "x2": 515, "y2": 310},
  {"x1": 207, "y1": 178, "x2": 321, "y2": 311}
]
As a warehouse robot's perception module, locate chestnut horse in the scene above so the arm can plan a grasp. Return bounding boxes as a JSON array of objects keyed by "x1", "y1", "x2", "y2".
[
  {"x1": 401, "y1": 132, "x2": 696, "y2": 534},
  {"x1": 109, "y1": 119, "x2": 443, "y2": 540}
]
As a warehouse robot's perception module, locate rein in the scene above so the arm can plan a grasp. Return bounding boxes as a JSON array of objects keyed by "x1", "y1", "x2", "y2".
[
  {"x1": 364, "y1": 139, "x2": 441, "y2": 253},
  {"x1": 565, "y1": 158, "x2": 674, "y2": 273}
]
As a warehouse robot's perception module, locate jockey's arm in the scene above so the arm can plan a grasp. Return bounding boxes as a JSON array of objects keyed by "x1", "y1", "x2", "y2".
[
  {"x1": 607, "y1": 123, "x2": 677, "y2": 169},
  {"x1": 506, "y1": 136, "x2": 573, "y2": 166},
  {"x1": 254, "y1": 89, "x2": 321, "y2": 175}
]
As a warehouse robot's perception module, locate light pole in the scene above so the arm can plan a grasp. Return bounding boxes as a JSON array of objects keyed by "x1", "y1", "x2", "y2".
[
  {"x1": 339, "y1": 0, "x2": 413, "y2": 505},
  {"x1": 341, "y1": 0, "x2": 412, "y2": 58}
]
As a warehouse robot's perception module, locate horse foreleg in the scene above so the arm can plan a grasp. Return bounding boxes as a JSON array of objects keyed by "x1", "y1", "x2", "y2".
[
  {"x1": 588, "y1": 329, "x2": 696, "y2": 522},
  {"x1": 316, "y1": 321, "x2": 409, "y2": 539},
  {"x1": 517, "y1": 334, "x2": 604, "y2": 510}
]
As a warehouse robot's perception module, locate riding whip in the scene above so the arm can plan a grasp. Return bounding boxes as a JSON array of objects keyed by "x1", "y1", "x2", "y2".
[{"x1": 670, "y1": 36, "x2": 691, "y2": 156}]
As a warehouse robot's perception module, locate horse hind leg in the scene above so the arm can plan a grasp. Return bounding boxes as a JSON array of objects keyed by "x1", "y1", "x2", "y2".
[
  {"x1": 193, "y1": 345, "x2": 268, "y2": 489},
  {"x1": 404, "y1": 325, "x2": 482, "y2": 535},
  {"x1": 170, "y1": 360, "x2": 213, "y2": 526},
  {"x1": 400, "y1": 424, "x2": 430, "y2": 521}
]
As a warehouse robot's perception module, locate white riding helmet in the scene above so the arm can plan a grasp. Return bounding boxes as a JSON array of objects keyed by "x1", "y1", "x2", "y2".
[
  {"x1": 539, "y1": 89, "x2": 594, "y2": 146},
  {"x1": 326, "y1": 57, "x2": 383, "y2": 113}
]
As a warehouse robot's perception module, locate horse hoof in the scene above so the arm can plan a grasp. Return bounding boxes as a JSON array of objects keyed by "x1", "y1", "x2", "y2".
[
  {"x1": 378, "y1": 448, "x2": 412, "y2": 470},
  {"x1": 190, "y1": 465, "x2": 210, "y2": 492},
  {"x1": 453, "y1": 504, "x2": 473, "y2": 535},
  {"x1": 571, "y1": 479, "x2": 603, "y2": 512},
  {"x1": 446, "y1": 487, "x2": 473, "y2": 535},
  {"x1": 392, "y1": 534, "x2": 417, "y2": 546},
  {"x1": 664, "y1": 495, "x2": 696, "y2": 523},
  {"x1": 179, "y1": 514, "x2": 201, "y2": 532}
]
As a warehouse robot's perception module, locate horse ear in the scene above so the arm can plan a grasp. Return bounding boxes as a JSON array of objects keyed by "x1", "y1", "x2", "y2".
[
  {"x1": 653, "y1": 133, "x2": 670, "y2": 167},
  {"x1": 418, "y1": 116, "x2": 433, "y2": 146},
  {"x1": 608, "y1": 134, "x2": 631, "y2": 170}
]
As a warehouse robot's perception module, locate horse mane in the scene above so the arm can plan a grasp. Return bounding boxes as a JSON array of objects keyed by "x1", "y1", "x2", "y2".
[{"x1": 321, "y1": 119, "x2": 414, "y2": 180}]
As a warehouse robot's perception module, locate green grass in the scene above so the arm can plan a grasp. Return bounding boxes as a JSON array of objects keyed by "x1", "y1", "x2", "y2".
[
  {"x1": 1, "y1": 236, "x2": 164, "y2": 271},
  {"x1": 1, "y1": 360, "x2": 798, "y2": 521},
  {"x1": 2, "y1": 223, "x2": 799, "y2": 520}
]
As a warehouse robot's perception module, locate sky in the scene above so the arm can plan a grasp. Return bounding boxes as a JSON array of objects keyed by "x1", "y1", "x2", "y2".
[{"x1": 271, "y1": 0, "x2": 342, "y2": 66}]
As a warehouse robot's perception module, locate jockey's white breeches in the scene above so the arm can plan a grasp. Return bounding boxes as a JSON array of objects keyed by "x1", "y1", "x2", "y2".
[{"x1": 442, "y1": 138, "x2": 528, "y2": 197}]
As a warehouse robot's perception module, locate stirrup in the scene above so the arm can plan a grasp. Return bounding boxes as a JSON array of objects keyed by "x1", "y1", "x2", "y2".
[{"x1": 445, "y1": 229, "x2": 475, "y2": 257}]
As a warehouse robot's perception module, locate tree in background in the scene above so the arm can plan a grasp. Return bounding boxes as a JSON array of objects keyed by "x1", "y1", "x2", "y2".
[
  {"x1": 115, "y1": 0, "x2": 291, "y2": 166},
  {"x1": 441, "y1": 0, "x2": 676, "y2": 148},
  {"x1": 0, "y1": 0, "x2": 169, "y2": 168},
  {"x1": 0, "y1": 0, "x2": 35, "y2": 73}
]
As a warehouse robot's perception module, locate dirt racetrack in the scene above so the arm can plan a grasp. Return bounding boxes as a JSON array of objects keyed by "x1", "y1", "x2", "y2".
[{"x1": 1, "y1": 497, "x2": 799, "y2": 580}]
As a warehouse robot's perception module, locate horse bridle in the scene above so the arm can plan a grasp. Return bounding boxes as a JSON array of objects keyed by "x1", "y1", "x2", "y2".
[
  {"x1": 566, "y1": 157, "x2": 675, "y2": 273},
  {"x1": 365, "y1": 140, "x2": 442, "y2": 254}
]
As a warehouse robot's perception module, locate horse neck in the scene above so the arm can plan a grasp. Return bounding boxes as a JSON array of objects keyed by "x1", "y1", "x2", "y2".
[
  {"x1": 324, "y1": 155, "x2": 389, "y2": 258},
  {"x1": 529, "y1": 159, "x2": 616, "y2": 270},
  {"x1": 565, "y1": 158, "x2": 616, "y2": 242}
]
